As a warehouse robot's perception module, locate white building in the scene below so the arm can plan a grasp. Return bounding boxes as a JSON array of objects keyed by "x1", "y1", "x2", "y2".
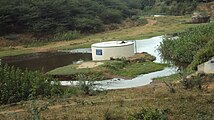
[
  {"x1": 91, "y1": 41, "x2": 135, "y2": 61},
  {"x1": 198, "y1": 57, "x2": 214, "y2": 74}
]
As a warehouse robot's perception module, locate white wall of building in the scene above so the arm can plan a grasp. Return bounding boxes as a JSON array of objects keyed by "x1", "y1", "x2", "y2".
[
  {"x1": 197, "y1": 58, "x2": 214, "y2": 74},
  {"x1": 91, "y1": 41, "x2": 134, "y2": 61}
]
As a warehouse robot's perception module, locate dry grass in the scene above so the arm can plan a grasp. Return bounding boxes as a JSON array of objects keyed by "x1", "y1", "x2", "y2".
[{"x1": 1, "y1": 79, "x2": 214, "y2": 120}]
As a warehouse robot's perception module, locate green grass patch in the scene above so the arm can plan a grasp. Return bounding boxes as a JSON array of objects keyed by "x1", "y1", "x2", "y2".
[
  {"x1": 153, "y1": 73, "x2": 182, "y2": 82},
  {"x1": 48, "y1": 60, "x2": 167, "y2": 79},
  {"x1": 103, "y1": 61, "x2": 167, "y2": 77},
  {"x1": 47, "y1": 64, "x2": 104, "y2": 81}
]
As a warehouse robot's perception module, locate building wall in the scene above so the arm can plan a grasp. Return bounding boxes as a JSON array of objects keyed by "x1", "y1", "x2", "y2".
[
  {"x1": 197, "y1": 64, "x2": 205, "y2": 74},
  {"x1": 92, "y1": 44, "x2": 135, "y2": 61},
  {"x1": 197, "y1": 59, "x2": 214, "y2": 74},
  {"x1": 204, "y1": 60, "x2": 214, "y2": 74}
]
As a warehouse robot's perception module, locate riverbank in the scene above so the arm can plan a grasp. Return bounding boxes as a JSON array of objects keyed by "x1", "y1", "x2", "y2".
[{"x1": 0, "y1": 16, "x2": 196, "y2": 58}]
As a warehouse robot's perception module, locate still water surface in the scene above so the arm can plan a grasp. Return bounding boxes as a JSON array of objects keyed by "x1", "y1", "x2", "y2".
[{"x1": 1, "y1": 52, "x2": 91, "y2": 72}]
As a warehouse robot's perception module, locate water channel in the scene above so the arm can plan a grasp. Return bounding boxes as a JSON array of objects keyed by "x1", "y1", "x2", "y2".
[
  {"x1": 2, "y1": 36, "x2": 179, "y2": 90},
  {"x1": 61, "y1": 36, "x2": 179, "y2": 89}
]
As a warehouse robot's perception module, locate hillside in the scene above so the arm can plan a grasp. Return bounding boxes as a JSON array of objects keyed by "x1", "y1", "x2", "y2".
[{"x1": 0, "y1": 0, "x2": 207, "y2": 40}]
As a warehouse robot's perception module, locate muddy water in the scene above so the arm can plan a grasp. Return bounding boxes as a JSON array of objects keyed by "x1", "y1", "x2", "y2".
[
  {"x1": 61, "y1": 36, "x2": 179, "y2": 89},
  {"x1": 1, "y1": 52, "x2": 92, "y2": 72}
]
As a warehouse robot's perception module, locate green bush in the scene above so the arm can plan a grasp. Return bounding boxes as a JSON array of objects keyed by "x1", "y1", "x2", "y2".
[
  {"x1": 129, "y1": 108, "x2": 168, "y2": 120},
  {"x1": 0, "y1": 64, "x2": 63, "y2": 105},
  {"x1": 159, "y1": 22, "x2": 214, "y2": 69},
  {"x1": 189, "y1": 39, "x2": 214, "y2": 70},
  {"x1": 0, "y1": 0, "x2": 143, "y2": 36}
]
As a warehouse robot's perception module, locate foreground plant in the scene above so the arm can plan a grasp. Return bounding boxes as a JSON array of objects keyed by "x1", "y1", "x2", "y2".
[
  {"x1": 78, "y1": 74, "x2": 104, "y2": 96},
  {"x1": 0, "y1": 64, "x2": 63, "y2": 105}
]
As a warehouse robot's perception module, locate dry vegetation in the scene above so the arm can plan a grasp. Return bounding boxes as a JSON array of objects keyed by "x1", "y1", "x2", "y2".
[{"x1": 0, "y1": 76, "x2": 214, "y2": 120}]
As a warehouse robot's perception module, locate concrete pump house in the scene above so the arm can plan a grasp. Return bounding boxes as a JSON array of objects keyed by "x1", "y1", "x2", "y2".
[{"x1": 91, "y1": 41, "x2": 135, "y2": 61}]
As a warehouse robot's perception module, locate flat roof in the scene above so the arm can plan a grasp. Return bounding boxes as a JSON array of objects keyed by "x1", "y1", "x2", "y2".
[{"x1": 92, "y1": 41, "x2": 134, "y2": 48}]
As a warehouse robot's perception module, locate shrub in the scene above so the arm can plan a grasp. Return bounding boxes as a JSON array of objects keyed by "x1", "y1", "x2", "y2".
[
  {"x1": 189, "y1": 39, "x2": 214, "y2": 70},
  {"x1": 159, "y1": 22, "x2": 214, "y2": 69},
  {"x1": 0, "y1": 64, "x2": 63, "y2": 105},
  {"x1": 78, "y1": 74, "x2": 104, "y2": 96},
  {"x1": 180, "y1": 76, "x2": 204, "y2": 90}
]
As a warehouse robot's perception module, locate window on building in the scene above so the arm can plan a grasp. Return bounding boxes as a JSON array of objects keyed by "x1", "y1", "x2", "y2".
[{"x1": 96, "y1": 49, "x2": 102, "y2": 55}]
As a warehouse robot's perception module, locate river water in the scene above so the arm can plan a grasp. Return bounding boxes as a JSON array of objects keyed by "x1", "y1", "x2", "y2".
[
  {"x1": 60, "y1": 36, "x2": 178, "y2": 89},
  {"x1": 1, "y1": 36, "x2": 179, "y2": 90},
  {"x1": 1, "y1": 52, "x2": 92, "y2": 72}
]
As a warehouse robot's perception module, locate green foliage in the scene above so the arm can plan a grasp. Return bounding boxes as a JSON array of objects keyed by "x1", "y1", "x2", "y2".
[
  {"x1": 0, "y1": 0, "x2": 143, "y2": 36},
  {"x1": 159, "y1": 1, "x2": 197, "y2": 15},
  {"x1": 129, "y1": 108, "x2": 168, "y2": 120},
  {"x1": 0, "y1": 64, "x2": 63, "y2": 105},
  {"x1": 102, "y1": 60, "x2": 126, "y2": 71},
  {"x1": 78, "y1": 74, "x2": 104, "y2": 96},
  {"x1": 103, "y1": 61, "x2": 166, "y2": 77},
  {"x1": 159, "y1": 22, "x2": 214, "y2": 69},
  {"x1": 140, "y1": 0, "x2": 207, "y2": 16},
  {"x1": 153, "y1": 73, "x2": 182, "y2": 82},
  {"x1": 53, "y1": 31, "x2": 81, "y2": 41},
  {"x1": 189, "y1": 39, "x2": 214, "y2": 70},
  {"x1": 0, "y1": 0, "x2": 202, "y2": 37}
]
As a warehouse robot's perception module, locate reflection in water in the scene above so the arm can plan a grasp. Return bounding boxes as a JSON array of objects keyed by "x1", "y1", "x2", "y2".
[{"x1": 1, "y1": 52, "x2": 92, "y2": 72}]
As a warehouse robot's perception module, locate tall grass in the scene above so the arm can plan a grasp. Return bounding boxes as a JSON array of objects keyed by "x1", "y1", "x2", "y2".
[
  {"x1": 53, "y1": 31, "x2": 81, "y2": 41},
  {"x1": 159, "y1": 22, "x2": 214, "y2": 70}
]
